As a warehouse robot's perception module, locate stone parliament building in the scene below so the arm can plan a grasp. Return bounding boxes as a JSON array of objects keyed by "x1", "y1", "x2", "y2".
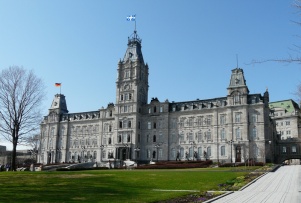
[{"x1": 38, "y1": 31, "x2": 275, "y2": 165}]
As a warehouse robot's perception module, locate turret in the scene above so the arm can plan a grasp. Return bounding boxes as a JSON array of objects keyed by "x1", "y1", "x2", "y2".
[{"x1": 49, "y1": 94, "x2": 68, "y2": 115}]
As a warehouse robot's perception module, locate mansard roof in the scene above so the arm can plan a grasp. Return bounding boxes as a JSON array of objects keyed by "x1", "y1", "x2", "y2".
[
  {"x1": 169, "y1": 93, "x2": 264, "y2": 112},
  {"x1": 123, "y1": 31, "x2": 144, "y2": 63},
  {"x1": 269, "y1": 99, "x2": 300, "y2": 113},
  {"x1": 228, "y1": 68, "x2": 247, "y2": 87},
  {"x1": 49, "y1": 94, "x2": 68, "y2": 113}
]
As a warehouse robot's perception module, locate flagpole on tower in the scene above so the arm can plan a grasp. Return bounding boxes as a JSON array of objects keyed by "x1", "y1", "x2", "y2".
[
  {"x1": 55, "y1": 83, "x2": 62, "y2": 94},
  {"x1": 127, "y1": 14, "x2": 137, "y2": 33}
]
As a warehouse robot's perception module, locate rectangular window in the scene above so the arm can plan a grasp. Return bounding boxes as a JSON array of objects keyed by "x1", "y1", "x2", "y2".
[
  {"x1": 292, "y1": 146, "x2": 297, "y2": 153},
  {"x1": 206, "y1": 131, "x2": 211, "y2": 141},
  {"x1": 124, "y1": 105, "x2": 128, "y2": 112},
  {"x1": 282, "y1": 146, "x2": 286, "y2": 153},
  {"x1": 179, "y1": 133, "x2": 184, "y2": 141},
  {"x1": 198, "y1": 131, "x2": 202, "y2": 142},
  {"x1": 252, "y1": 114, "x2": 257, "y2": 122},
  {"x1": 125, "y1": 70, "x2": 130, "y2": 78},
  {"x1": 148, "y1": 108, "x2": 151, "y2": 113},
  {"x1": 220, "y1": 115, "x2": 226, "y2": 125},
  {"x1": 197, "y1": 116, "x2": 203, "y2": 126},
  {"x1": 221, "y1": 129, "x2": 225, "y2": 140},
  {"x1": 252, "y1": 128, "x2": 257, "y2": 140},
  {"x1": 221, "y1": 146, "x2": 225, "y2": 156},
  {"x1": 235, "y1": 113, "x2": 241, "y2": 123},
  {"x1": 159, "y1": 149, "x2": 163, "y2": 158},
  {"x1": 236, "y1": 128, "x2": 241, "y2": 140},
  {"x1": 206, "y1": 117, "x2": 212, "y2": 125},
  {"x1": 160, "y1": 106, "x2": 163, "y2": 112},
  {"x1": 286, "y1": 121, "x2": 290, "y2": 125},
  {"x1": 148, "y1": 122, "x2": 151, "y2": 129},
  {"x1": 188, "y1": 133, "x2": 193, "y2": 141},
  {"x1": 188, "y1": 117, "x2": 194, "y2": 127}
]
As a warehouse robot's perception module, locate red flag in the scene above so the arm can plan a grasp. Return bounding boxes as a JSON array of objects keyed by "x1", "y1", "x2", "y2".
[{"x1": 55, "y1": 83, "x2": 61, "y2": 87}]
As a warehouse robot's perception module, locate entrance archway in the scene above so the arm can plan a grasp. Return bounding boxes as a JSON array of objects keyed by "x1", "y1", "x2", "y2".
[{"x1": 236, "y1": 146, "x2": 241, "y2": 162}]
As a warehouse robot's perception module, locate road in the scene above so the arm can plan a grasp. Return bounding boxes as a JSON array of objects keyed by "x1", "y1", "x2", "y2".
[{"x1": 213, "y1": 165, "x2": 301, "y2": 203}]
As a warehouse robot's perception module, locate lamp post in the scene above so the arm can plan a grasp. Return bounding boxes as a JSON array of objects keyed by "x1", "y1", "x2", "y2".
[
  {"x1": 154, "y1": 144, "x2": 160, "y2": 162},
  {"x1": 228, "y1": 140, "x2": 234, "y2": 164},
  {"x1": 100, "y1": 145, "x2": 104, "y2": 163},
  {"x1": 55, "y1": 148, "x2": 61, "y2": 163},
  {"x1": 124, "y1": 144, "x2": 129, "y2": 160},
  {"x1": 134, "y1": 147, "x2": 140, "y2": 163}
]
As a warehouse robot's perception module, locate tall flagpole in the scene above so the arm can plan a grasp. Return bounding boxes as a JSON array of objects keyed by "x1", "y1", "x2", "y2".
[{"x1": 135, "y1": 15, "x2": 136, "y2": 32}]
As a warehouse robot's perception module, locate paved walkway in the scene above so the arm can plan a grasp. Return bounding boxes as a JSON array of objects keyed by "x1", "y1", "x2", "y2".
[{"x1": 214, "y1": 165, "x2": 301, "y2": 203}]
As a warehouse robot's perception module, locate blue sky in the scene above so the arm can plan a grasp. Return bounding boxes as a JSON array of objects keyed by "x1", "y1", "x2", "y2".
[{"x1": 1, "y1": 0, "x2": 301, "y2": 149}]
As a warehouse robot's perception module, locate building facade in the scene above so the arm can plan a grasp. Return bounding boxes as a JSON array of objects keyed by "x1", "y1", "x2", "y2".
[
  {"x1": 38, "y1": 31, "x2": 274, "y2": 165},
  {"x1": 269, "y1": 100, "x2": 301, "y2": 140}
]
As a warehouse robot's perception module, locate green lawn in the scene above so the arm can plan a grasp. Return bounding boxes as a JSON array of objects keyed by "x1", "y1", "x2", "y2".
[{"x1": 0, "y1": 167, "x2": 259, "y2": 203}]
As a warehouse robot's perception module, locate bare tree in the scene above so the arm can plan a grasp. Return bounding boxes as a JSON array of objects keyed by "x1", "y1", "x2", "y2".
[
  {"x1": 0, "y1": 66, "x2": 45, "y2": 170},
  {"x1": 251, "y1": 1, "x2": 301, "y2": 100}
]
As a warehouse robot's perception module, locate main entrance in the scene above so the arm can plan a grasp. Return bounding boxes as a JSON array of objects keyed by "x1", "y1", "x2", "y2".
[
  {"x1": 116, "y1": 147, "x2": 131, "y2": 160},
  {"x1": 236, "y1": 146, "x2": 241, "y2": 162}
]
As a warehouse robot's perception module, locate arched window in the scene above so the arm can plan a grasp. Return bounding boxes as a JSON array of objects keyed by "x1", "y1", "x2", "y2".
[
  {"x1": 180, "y1": 147, "x2": 184, "y2": 158},
  {"x1": 221, "y1": 146, "x2": 225, "y2": 156},
  {"x1": 127, "y1": 134, "x2": 130, "y2": 142},
  {"x1": 207, "y1": 146, "x2": 211, "y2": 156},
  {"x1": 198, "y1": 147, "x2": 202, "y2": 158},
  {"x1": 152, "y1": 151, "x2": 156, "y2": 159}
]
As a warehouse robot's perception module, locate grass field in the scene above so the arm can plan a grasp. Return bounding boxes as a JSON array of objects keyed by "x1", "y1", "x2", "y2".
[{"x1": 0, "y1": 167, "x2": 260, "y2": 203}]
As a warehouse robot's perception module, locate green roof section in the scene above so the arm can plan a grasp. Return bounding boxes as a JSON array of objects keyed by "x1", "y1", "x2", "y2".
[{"x1": 269, "y1": 99, "x2": 300, "y2": 113}]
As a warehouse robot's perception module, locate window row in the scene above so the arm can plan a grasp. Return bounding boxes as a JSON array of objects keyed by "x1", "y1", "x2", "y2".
[
  {"x1": 282, "y1": 146, "x2": 297, "y2": 153},
  {"x1": 148, "y1": 106, "x2": 164, "y2": 113},
  {"x1": 276, "y1": 121, "x2": 291, "y2": 126},
  {"x1": 120, "y1": 93, "x2": 132, "y2": 101},
  {"x1": 119, "y1": 120, "x2": 132, "y2": 129},
  {"x1": 145, "y1": 133, "x2": 163, "y2": 143}
]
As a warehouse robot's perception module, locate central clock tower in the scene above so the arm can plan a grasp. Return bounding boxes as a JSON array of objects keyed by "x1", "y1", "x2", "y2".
[{"x1": 114, "y1": 31, "x2": 149, "y2": 160}]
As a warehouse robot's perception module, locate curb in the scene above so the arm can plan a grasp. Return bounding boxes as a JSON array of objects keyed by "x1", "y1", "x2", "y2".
[{"x1": 203, "y1": 191, "x2": 233, "y2": 203}]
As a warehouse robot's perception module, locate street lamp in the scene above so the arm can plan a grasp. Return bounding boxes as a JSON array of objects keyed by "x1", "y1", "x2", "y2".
[
  {"x1": 56, "y1": 148, "x2": 61, "y2": 163},
  {"x1": 154, "y1": 144, "x2": 160, "y2": 162},
  {"x1": 100, "y1": 145, "x2": 104, "y2": 162},
  {"x1": 228, "y1": 140, "x2": 234, "y2": 164},
  {"x1": 134, "y1": 147, "x2": 140, "y2": 163},
  {"x1": 124, "y1": 144, "x2": 129, "y2": 160}
]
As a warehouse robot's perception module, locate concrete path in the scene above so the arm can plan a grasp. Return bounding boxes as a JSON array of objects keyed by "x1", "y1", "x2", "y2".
[{"x1": 213, "y1": 165, "x2": 301, "y2": 203}]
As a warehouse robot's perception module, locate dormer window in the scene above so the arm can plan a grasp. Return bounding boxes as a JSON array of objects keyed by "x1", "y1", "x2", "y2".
[{"x1": 234, "y1": 93, "x2": 241, "y2": 104}]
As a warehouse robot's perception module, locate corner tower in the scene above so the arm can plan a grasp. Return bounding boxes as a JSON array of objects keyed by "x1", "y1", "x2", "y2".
[{"x1": 227, "y1": 68, "x2": 249, "y2": 105}]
